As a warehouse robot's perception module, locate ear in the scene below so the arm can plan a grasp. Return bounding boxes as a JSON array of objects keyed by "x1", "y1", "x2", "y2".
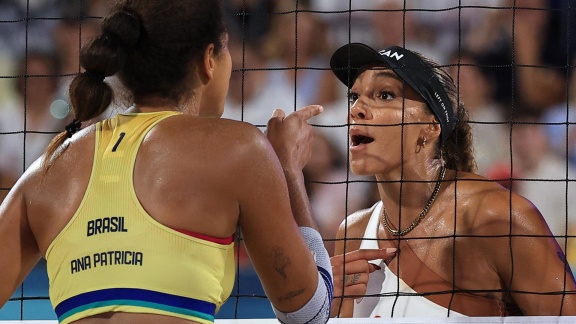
[
  {"x1": 198, "y1": 43, "x2": 216, "y2": 85},
  {"x1": 418, "y1": 115, "x2": 442, "y2": 143}
]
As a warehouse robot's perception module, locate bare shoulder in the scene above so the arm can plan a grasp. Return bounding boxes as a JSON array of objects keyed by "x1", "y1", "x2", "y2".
[
  {"x1": 154, "y1": 115, "x2": 269, "y2": 154},
  {"x1": 335, "y1": 202, "x2": 378, "y2": 253},
  {"x1": 13, "y1": 124, "x2": 97, "y2": 216},
  {"x1": 145, "y1": 115, "x2": 274, "y2": 177},
  {"x1": 453, "y1": 171, "x2": 547, "y2": 236}
]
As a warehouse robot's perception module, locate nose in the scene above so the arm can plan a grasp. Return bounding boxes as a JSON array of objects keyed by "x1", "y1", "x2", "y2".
[{"x1": 349, "y1": 99, "x2": 371, "y2": 121}]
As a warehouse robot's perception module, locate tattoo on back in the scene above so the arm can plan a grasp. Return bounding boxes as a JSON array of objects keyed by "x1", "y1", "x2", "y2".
[{"x1": 271, "y1": 246, "x2": 291, "y2": 279}]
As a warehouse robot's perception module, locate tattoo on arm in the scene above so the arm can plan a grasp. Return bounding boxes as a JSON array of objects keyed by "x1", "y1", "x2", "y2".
[
  {"x1": 271, "y1": 246, "x2": 291, "y2": 279},
  {"x1": 278, "y1": 288, "x2": 305, "y2": 302}
]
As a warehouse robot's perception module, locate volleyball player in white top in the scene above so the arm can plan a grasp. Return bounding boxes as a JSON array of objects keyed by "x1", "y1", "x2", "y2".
[{"x1": 328, "y1": 43, "x2": 576, "y2": 317}]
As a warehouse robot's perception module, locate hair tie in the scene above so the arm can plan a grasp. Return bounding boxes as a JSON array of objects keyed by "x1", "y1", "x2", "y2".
[
  {"x1": 83, "y1": 70, "x2": 106, "y2": 82},
  {"x1": 65, "y1": 119, "x2": 82, "y2": 138}
]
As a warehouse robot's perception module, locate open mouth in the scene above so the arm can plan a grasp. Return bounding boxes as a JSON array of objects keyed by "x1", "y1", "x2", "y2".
[{"x1": 351, "y1": 134, "x2": 374, "y2": 146}]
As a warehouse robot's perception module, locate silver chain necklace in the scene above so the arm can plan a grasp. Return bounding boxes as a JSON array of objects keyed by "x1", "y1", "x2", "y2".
[{"x1": 380, "y1": 166, "x2": 446, "y2": 237}]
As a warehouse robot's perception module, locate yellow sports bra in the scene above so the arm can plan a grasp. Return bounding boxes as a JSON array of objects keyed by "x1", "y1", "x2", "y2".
[{"x1": 45, "y1": 112, "x2": 235, "y2": 324}]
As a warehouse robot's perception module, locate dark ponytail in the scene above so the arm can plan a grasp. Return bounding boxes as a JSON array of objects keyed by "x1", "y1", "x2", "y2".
[
  {"x1": 415, "y1": 53, "x2": 477, "y2": 173},
  {"x1": 43, "y1": 9, "x2": 142, "y2": 169},
  {"x1": 43, "y1": 1, "x2": 226, "y2": 171},
  {"x1": 442, "y1": 102, "x2": 476, "y2": 173}
]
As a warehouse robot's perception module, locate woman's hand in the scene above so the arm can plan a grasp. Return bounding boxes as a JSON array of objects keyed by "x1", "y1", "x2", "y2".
[
  {"x1": 330, "y1": 248, "x2": 397, "y2": 317},
  {"x1": 266, "y1": 105, "x2": 323, "y2": 172}
]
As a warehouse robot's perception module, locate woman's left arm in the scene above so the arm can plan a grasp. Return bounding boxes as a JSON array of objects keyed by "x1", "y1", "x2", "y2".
[{"x1": 486, "y1": 192, "x2": 576, "y2": 315}]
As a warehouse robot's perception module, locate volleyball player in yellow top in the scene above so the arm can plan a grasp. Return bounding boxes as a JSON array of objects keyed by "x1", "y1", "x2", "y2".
[{"x1": 0, "y1": 1, "x2": 358, "y2": 323}]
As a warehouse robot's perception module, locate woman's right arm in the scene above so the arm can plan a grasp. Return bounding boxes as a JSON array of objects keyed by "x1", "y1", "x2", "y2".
[
  {"x1": 236, "y1": 105, "x2": 332, "y2": 323},
  {"x1": 0, "y1": 181, "x2": 41, "y2": 306}
]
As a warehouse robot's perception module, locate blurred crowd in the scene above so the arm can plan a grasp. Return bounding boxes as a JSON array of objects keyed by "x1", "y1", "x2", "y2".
[{"x1": 0, "y1": 0, "x2": 575, "y2": 265}]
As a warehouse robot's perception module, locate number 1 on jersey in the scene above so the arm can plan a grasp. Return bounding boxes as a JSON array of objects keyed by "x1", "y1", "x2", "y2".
[{"x1": 112, "y1": 132, "x2": 126, "y2": 152}]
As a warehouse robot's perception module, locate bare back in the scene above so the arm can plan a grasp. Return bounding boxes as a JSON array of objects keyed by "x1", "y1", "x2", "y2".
[
  {"x1": 24, "y1": 115, "x2": 250, "y2": 257},
  {"x1": 1, "y1": 114, "x2": 319, "y2": 322}
]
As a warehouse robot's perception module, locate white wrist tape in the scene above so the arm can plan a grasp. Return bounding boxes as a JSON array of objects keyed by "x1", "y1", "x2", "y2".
[{"x1": 272, "y1": 227, "x2": 333, "y2": 324}]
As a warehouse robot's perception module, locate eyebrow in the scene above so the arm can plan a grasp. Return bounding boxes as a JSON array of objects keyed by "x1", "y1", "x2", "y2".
[
  {"x1": 373, "y1": 70, "x2": 403, "y2": 83},
  {"x1": 352, "y1": 66, "x2": 405, "y2": 92}
]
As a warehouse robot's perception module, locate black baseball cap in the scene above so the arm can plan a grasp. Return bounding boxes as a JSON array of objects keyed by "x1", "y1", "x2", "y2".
[{"x1": 330, "y1": 43, "x2": 455, "y2": 145}]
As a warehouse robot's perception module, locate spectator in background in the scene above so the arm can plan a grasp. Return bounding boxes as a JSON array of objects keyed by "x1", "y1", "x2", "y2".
[
  {"x1": 0, "y1": 0, "x2": 60, "y2": 107},
  {"x1": 447, "y1": 49, "x2": 510, "y2": 175},
  {"x1": 222, "y1": 35, "x2": 294, "y2": 128},
  {"x1": 510, "y1": 108, "x2": 576, "y2": 253},
  {"x1": 223, "y1": 0, "x2": 273, "y2": 47},
  {"x1": 52, "y1": 2, "x2": 102, "y2": 103},
  {"x1": 407, "y1": 0, "x2": 508, "y2": 65},
  {"x1": 0, "y1": 0, "x2": 107, "y2": 204},
  {"x1": 313, "y1": 0, "x2": 574, "y2": 111},
  {"x1": 0, "y1": 51, "x2": 66, "y2": 202},
  {"x1": 309, "y1": 0, "x2": 383, "y2": 46},
  {"x1": 261, "y1": 2, "x2": 340, "y2": 108},
  {"x1": 307, "y1": 93, "x2": 351, "y2": 164},
  {"x1": 313, "y1": 0, "x2": 507, "y2": 66},
  {"x1": 0, "y1": 0, "x2": 60, "y2": 60},
  {"x1": 368, "y1": 0, "x2": 446, "y2": 64},
  {"x1": 543, "y1": 57, "x2": 576, "y2": 167},
  {"x1": 465, "y1": 0, "x2": 575, "y2": 110},
  {"x1": 512, "y1": 0, "x2": 574, "y2": 110},
  {"x1": 0, "y1": 48, "x2": 16, "y2": 109}
]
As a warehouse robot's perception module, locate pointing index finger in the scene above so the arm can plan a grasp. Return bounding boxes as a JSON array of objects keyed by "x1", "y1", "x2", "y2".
[
  {"x1": 272, "y1": 109, "x2": 286, "y2": 118},
  {"x1": 294, "y1": 105, "x2": 323, "y2": 121}
]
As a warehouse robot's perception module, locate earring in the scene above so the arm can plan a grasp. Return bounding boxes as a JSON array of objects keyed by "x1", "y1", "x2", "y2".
[{"x1": 416, "y1": 137, "x2": 427, "y2": 153}]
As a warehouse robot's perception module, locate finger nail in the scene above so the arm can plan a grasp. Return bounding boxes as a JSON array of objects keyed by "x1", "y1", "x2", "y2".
[{"x1": 385, "y1": 248, "x2": 397, "y2": 253}]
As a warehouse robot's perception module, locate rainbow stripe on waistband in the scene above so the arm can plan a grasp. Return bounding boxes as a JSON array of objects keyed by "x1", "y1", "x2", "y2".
[{"x1": 55, "y1": 288, "x2": 216, "y2": 323}]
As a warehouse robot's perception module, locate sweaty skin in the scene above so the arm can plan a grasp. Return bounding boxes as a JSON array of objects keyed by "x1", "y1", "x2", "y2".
[{"x1": 330, "y1": 67, "x2": 576, "y2": 317}]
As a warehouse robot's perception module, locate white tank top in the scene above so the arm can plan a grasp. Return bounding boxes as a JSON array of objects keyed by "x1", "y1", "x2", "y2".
[{"x1": 353, "y1": 201, "x2": 466, "y2": 318}]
